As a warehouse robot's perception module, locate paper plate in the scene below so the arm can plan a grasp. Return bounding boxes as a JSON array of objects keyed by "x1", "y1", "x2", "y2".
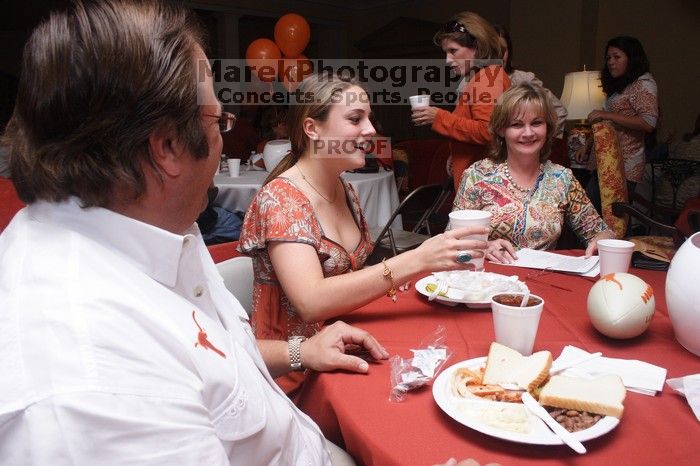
[{"x1": 433, "y1": 357, "x2": 620, "y2": 445}]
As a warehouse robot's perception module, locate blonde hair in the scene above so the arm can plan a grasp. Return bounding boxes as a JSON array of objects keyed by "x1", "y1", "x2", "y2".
[
  {"x1": 264, "y1": 73, "x2": 360, "y2": 184},
  {"x1": 433, "y1": 11, "x2": 503, "y2": 60},
  {"x1": 488, "y1": 83, "x2": 557, "y2": 163}
]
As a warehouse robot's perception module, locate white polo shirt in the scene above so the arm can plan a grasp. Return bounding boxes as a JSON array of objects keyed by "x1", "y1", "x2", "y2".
[{"x1": 0, "y1": 199, "x2": 330, "y2": 465}]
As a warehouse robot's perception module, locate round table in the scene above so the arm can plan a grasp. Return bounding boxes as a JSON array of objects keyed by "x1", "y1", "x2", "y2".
[
  {"x1": 296, "y1": 259, "x2": 700, "y2": 466},
  {"x1": 214, "y1": 169, "x2": 402, "y2": 230}
]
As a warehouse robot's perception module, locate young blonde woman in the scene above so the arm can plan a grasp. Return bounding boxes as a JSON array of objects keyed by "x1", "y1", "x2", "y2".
[
  {"x1": 453, "y1": 83, "x2": 615, "y2": 264},
  {"x1": 411, "y1": 11, "x2": 510, "y2": 191},
  {"x1": 239, "y1": 73, "x2": 488, "y2": 397}
]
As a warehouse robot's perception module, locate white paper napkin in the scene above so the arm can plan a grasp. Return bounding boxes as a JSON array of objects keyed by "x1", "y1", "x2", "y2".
[
  {"x1": 667, "y1": 374, "x2": 700, "y2": 421},
  {"x1": 552, "y1": 345, "x2": 667, "y2": 396}
]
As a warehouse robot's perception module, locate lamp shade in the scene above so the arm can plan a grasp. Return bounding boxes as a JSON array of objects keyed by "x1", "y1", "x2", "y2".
[{"x1": 560, "y1": 71, "x2": 606, "y2": 121}]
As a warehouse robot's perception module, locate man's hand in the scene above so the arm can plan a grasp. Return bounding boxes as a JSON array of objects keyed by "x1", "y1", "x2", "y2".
[{"x1": 300, "y1": 322, "x2": 389, "y2": 373}]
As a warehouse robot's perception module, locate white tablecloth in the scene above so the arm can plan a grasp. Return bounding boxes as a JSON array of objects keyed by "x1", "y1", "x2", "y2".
[{"x1": 214, "y1": 169, "x2": 402, "y2": 230}]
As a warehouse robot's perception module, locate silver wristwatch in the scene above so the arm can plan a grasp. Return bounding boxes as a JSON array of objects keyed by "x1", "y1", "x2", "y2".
[{"x1": 288, "y1": 336, "x2": 306, "y2": 371}]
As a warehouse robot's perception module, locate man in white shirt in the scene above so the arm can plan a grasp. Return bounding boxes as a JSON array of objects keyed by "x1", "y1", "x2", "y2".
[{"x1": 0, "y1": 1, "x2": 387, "y2": 464}]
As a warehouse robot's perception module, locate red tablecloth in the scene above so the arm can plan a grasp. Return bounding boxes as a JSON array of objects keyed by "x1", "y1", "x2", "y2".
[{"x1": 297, "y1": 259, "x2": 700, "y2": 466}]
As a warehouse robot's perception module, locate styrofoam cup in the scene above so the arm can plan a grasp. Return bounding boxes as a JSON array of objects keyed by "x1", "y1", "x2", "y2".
[
  {"x1": 409, "y1": 94, "x2": 430, "y2": 108},
  {"x1": 491, "y1": 293, "x2": 544, "y2": 355},
  {"x1": 227, "y1": 158, "x2": 241, "y2": 177},
  {"x1": 448, "y1": 210, "x2": 492, "y2": 270},
  {"x1": 598, "y1": 239, "x2": 635, "y2": 277}
]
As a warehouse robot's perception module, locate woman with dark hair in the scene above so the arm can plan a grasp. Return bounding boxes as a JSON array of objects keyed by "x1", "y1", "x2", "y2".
[
  {"x1": 453, "y1": 84, "x2": 613, "y2": 263},
  {"x1": 412, "y1": 11, "x2": 510, "y2": 191},
  {"x1": 492, "y1": 24, "x2": 567, "y2": 139},
  {"x1": 587, "y1": 36, "x2": 658, "y2": 200},
  {"x1": 239, "y1": 73, "x2": 488, "y2": 397}
]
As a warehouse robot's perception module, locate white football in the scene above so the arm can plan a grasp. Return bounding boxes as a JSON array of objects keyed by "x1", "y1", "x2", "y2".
[{"x1": 587, "y1": 272, "x2": 655, "y2": 339}]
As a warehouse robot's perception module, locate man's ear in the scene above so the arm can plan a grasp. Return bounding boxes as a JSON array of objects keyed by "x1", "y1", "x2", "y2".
[
  {"x1": 148, "y1": 126, "x2": 186, "y2": 177},
  {"x1": 302, "y1": 117, "x2": 321, "y2": 141}
]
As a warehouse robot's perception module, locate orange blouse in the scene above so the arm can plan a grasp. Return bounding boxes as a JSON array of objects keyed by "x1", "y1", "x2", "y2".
[
  {"x1": 432, "y1": 65, "x2": 510, "y2": 191},
  {"x1": 238, "y1": 177, "x2": 373, "y2": 396}
]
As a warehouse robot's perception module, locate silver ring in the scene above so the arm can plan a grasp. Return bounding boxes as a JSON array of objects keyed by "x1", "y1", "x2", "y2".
[{"x1": 456, "y1": 251, "x2": 472, "y2": 263}]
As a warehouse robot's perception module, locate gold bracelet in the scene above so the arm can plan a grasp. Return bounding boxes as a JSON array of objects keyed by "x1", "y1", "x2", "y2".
[{"x1": 382, "y1": 258, "x2": 398, "y2": 302}]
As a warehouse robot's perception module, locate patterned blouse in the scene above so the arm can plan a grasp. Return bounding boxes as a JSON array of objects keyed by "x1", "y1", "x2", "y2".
[
  {"x1": 604, "y1": 72, "x2": 658, "y2": 183},
  {"x1": 238, "y1": 177, "x2": 373, "y2": 395},
  {"x1": 453, "y1": 159, "x2": 608, "y2": 250}
]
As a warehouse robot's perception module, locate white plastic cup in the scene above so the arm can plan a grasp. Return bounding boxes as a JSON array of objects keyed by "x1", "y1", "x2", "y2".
[
  {"x1": 597, "y1": 239, "x2": 635, "y2": 277},
  {"x1": 491, "y1": 293, "x2": 545, "y2": 356},
  {"x1": 226, "y1": 158, "x2": 241, "y2": 177},
  {"x1": 409, "y1": 94, "x2": 430, "y2": 108},
  {"x1": 448, "y1": 209, "x2": 492, "y2": 270}
]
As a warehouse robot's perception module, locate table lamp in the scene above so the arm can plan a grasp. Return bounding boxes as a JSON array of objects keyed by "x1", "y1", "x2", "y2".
[{"x1": 560, "y1": 69, "x2": 606, "y2": 174}]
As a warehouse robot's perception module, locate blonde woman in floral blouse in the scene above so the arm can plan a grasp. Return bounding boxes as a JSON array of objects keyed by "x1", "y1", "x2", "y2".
[
  {"x1": 453, "y1": 83, "x2": 615, "y2": 264},
  {"x1": 239, "y1": 74, "x2": 488, "y2": 398}
]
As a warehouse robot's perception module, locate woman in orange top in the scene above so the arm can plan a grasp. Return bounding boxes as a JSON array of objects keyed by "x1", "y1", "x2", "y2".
[
  {"x1": 239, "y1": 73, "x2": 489, "y2": 398},
  {"x1": 412, "y1": 11, "x2": 510, "y2": 191}
]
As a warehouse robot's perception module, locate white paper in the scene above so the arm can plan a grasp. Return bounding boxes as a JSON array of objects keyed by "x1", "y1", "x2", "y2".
[
  {"x1": 553, "y1": 345, "x2": 667, "y2": 395},
  {"x1": 410, "y1": 347, "x2": 447, "y2": 378},
  {"x1": 501, "y1": 248, "x2": 600, "y2": 276},
  {"x1": 667, "y1": 374, "x2": 700, "y2": 421}
]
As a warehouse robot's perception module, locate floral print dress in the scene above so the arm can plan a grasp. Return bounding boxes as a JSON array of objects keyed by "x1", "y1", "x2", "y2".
[
  {"x1": 238, "y1": 177, "x2": 373, "y2": 396},
  {"x1": 453, "y1": 159, "x2": 608, "y2": 249},
  {"x1": 604, "y1": 72, "x2": 658, "y2": 183}
]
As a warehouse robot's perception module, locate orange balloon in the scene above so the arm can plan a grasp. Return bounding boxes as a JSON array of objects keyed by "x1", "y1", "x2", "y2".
[
  {"x1": 278, "y1": 55, "x2": 313, "y2": 92},
  {"x1": 245, "y1": 38, "x2": 282, "y2": 82},
  {"x1": 274, "y1": 13, "x2": 310, "y2": 58}
]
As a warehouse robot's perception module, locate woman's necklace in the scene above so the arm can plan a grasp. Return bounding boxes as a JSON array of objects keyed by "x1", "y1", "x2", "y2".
[
  {"x1": 297, "y1": 164, "x2": 338, "y2": 203},
  {"x1": 504, "y1": 162, "x2": 541, "y2": 195}
]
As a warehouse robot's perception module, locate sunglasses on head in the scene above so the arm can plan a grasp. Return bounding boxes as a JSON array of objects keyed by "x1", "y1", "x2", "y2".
[{"x1": 441, "y1": 20, "x2": 477, "y2": 48}]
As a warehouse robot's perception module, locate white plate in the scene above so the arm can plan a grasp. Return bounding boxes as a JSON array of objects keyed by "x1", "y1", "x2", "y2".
[
  {"x1": 432, "y1": 357, "x2": 620, "y2": 445},
  {"x1": 415, "y1": 273, "x2": 527, "y2": 308}
]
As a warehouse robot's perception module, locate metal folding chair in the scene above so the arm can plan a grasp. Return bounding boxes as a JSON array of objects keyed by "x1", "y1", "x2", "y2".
[{"x1": 370, "y1": 178, "x2": 453, "y2": 257}]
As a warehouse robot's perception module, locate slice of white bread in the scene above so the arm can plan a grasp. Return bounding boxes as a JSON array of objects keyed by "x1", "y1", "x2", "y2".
[
  {"x1": 538, "y1": 374, "x2": 626, "y2": 418},
  {"x1": 482, "y1": 342, "x2": 552, "y2": 392}
]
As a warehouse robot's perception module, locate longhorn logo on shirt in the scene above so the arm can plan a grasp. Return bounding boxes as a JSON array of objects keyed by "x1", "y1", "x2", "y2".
[{"x1": 192, "y1": 310, "x2": 226, "y2": 358}]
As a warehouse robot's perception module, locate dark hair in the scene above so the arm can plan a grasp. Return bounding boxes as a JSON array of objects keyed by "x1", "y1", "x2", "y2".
[
  {"x1": 433, "y1": 11, "x2": 502, "y2": 60},
  {"x1": 259, "y1": 107, "x2": 288, "y2": 140},
  {"x1": 2, "y1": 0, "x2": 208, "y2": 207},
  {"x1": 264, "y1": 73, "x2": 360, "y2": 185},
  {"x1": 683, "y1": 113, "x2": 700, "y2": 142},
  {"x1": 488, "y1": 83, "x2": 557, "y2": 163},
  {"x1": 492, "y1": 24, "x2": 513, "y2": 74},
  {"x1": 600, "y1": 36, "x2": 650, "y2": 96}
]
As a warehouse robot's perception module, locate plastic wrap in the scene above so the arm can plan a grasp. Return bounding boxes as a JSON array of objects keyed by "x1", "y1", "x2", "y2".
[{"x1": 389, "y1": 325, "x2": 452, "y2": 402}]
